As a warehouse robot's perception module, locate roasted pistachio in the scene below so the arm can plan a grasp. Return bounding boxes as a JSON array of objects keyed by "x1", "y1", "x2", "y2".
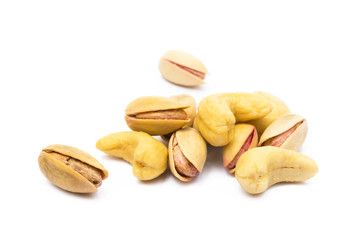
[
  {"x1": 258, "y1": 114, "x2": 308, "y2": 151},
  {"x1": 247, "y1": 92, "x2": 290, "y2": 136},
  {"x1": 38, "y1": 144, "x2": 108, "y2": 193},
  {"x1": 235, "y1": 146, "x2": 318, "y2": 194},
  {"x1": 96, "y1": 131, "x2": 167, "y2": 181},
  {"x1": 223, "y1": 124, "x2": 258, "y2": 173},
  {"x1": 194, "y1": 92, "x2": 272, "y2": 146},
  {"x1": 169, "y1": 128, "x2": 207, "y2": 182},
  {"x1": 159, "y1": 50, "x2": 208, "y2": 86},
  {"x1": 125, "y1": 96, "x2": 191, "y2": 135}
]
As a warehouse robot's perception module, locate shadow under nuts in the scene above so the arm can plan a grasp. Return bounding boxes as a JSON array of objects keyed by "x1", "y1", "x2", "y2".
[
  {"x1": 125, "y1": 96, "x2": 191, "y2": 136},
  {"x1": 194, "y1": 92, "x2": 272, "y2": 147},
  {"x1": 159, "y1": 50, "x2": 208, "y2": 87},
  {"x1": 258, "y1": 114, "x2": 308, "y2": 151},
  {"x1": 223, "y1": 124, "x2": 258, "y2": 173},
  {"x1": 235, "y1": 146, "x2": 318, "y2": 194},
  {"x1": 169, "y1": 128, "x2": 207, "y2": 182},
  {"x1": 96, "y1": 131, "x2": 168, "y2": 181},
  {"x1": 38, "y1": 144, "x2": 108, "y2": 193}
]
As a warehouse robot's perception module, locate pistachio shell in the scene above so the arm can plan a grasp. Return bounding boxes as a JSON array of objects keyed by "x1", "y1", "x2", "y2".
[
  {"x1": 169, "y1": 128, "x2": 207, "y2": 182},
  {"x1": 125, "y1": 117, "x2": 190, "y2": 136},
  {"x1": 125, "y1": 96, "x2": 191, "y2": 135},
  {"x1": 194, "y1": 92, "x2": 272, "y2": 146},
  {"x1": 258, "y1": 114, "x2": 308, "y2": 151},
  {"x1": 38, "y1": 144, "x2": 108, "y2": 193},
  {"x1": 247, "y1": 92, "x2": 290, "y2": 136},
  {"x1": 223, "y1": 124, "x2": 258, "y2": 173},
  {"x1": 159, "y1": 50, "x2": 208, "y2": 87},
  {"x1": 169, "y1": 94, "x2": 196, "y2": 128},
  {"x1": 96, "y1": 131, "x2": 168, "y2": 181}
]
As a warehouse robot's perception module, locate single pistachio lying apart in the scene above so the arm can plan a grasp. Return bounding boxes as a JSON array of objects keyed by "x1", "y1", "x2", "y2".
[
  {"x1": 96, "y1": 131, "x2": 167, "y2": 181},
  {"x1": 194, "y1": 92, "x2": 272, "y2": 146},
  {"x1": 247, "y1": 91, "x2": 290, "y2": 136},
  {"x1": 223, "y1": 124, "x2": 258, "y2": 173},
  {"x1": 125, "y1": 96, "x2": 191, "y2": 136},
  {"x1": 38, "y1": 144, "x2": 108, "y2": 193},
  {"x1": 159, "y1": 50, "x2": 208, "y2": 86},
  {"x1": 169, "y1": 128, "x2": 207, "y2": 182},
  {"x1": 235, "y1": 146, "x2": 318, "y2": 194},
  {"x1": 258, "y1": 114, "x2": 308, "y2": 151}
]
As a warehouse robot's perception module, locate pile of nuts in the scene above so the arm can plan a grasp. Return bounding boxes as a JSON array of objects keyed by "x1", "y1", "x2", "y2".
[{"x1": 38, "y1": 50, "x2": 318, "y2": 195}]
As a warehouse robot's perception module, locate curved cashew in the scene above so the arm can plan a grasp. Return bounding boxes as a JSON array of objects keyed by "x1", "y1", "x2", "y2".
[
  {"x1": 194, "y1": 93, "x2": 272, "y2": 146},
  {"x1": 235, "y1": 146, "x2": 318, "y2": 194},
  {"x1": 96, "y1": 131, "x2": 168, "y2": 181}
]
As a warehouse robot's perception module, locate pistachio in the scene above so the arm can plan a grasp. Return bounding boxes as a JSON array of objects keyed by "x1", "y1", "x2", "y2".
[
  {"x1": 161, "y1": 94, "x2": 197, "y2": 141},
  {"x1": 235, "y1": 146, "x2": 318, "y2": 194},
  {"x1": 125, "y1": 96, "x2": 191, "y2": 135},
  {"x1": 96, "y1": 131, "x2": 167, "y2": 181},
  {"x1": 159, "y1": 50, "x2": 208, "y2": 86},
  {"x1": 223, "y1": 124, "x2": 258, "y2": 173},
  {"x1": 194, "y1": 92, "x2": 272, "y2": 146},
  {"x1": 258, "y1": 114, "x2": 308, "y2": 151},
  {"x1": 247, "y1": 91, "x2": 290, "y2": 136},
  {"x1": 169, "y1": 128, "x2": 207, "y2": 182},
  {"x1": 38, "y1": 144, "x2": 108, "y2": 193}
]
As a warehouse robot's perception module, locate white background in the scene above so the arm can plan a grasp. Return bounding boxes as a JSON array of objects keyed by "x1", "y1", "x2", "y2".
[{"x1": 1, "y1": 0, "x2": 359, "y2": 239}]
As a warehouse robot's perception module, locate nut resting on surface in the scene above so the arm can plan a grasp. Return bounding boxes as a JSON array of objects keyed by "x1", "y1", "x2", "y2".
[
  {"x1": 194, "y1": 92, "x2": 272, "y2": 147},
  {"x1": 125, "y1": 96, "x2": 191, "y2": 136},
  {"x1": 235, "y1": 146, "x2": 318, "y2": 194},
  {"x1": 246, "y1": 91, "x2": 290, "y2": 136},
  {"x1": 223, "y1": 124, "x2": 258, "y2": 173},
  {"x1": 96, "y1": 131, "x2": 168, "y2": 181},
  {"x1": 258, "y1": 114, "x2": 308, "y2": 151},
  {"x1": 159, "y1": 50, "x2": 208, "y2": 87},
  {"x1": 38, "y1": 144, "x2": 108, "y2": 193},
  {"x1": 169, "y1": 128, "x2": 207, "y2": 182}
]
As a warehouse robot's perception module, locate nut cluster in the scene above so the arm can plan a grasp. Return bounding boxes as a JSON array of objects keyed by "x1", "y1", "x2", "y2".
[{"x1": 38, "y1": 50, "x2": 318, "y2": 195}]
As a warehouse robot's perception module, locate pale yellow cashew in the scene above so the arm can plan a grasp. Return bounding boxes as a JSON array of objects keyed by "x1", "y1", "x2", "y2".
[
  {"x1": 235, "y1": 146, "x2": 318, "y2": 194},
  {"x1": 194, "y1": 93, "x2": 272, "y2": 146},
  {"x1": 96, "y1": 131, "x2": 168, "y2": 181}
]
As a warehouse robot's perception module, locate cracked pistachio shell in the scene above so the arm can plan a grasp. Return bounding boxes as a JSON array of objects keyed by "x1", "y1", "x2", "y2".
[
  {"x1": 235, "y1": 146, "x2": 318, "y2": 194},
  {"x1": 38, "y1": 144, "x2": 108, "y2": 193},
  {"x1": 169, "y1": 94, "x2": 196, "y2": 128},
  {"x1": 96, "y1": 131, "x2": 168, "y2": 181},
  {"x1": 247, "y1": 92, "x2": 290, "y2": 136},
  {"x1": 159, "y1": 50, "x2": 208, "y2": 86},
  {"x1": 125, "y1": 96, "x2": 191, "y2": 135},
  {"x1": 223, "y1": 124, "x2": 258, "y2": 173},
  {"x1": 169, "y1": 128, "x2": 207, "y2": 182},
  {"x1": 258, "y1": 114, "x2": 308, "y2": 151},
  {"x1": 194, "y1": 92, "x2": 272, "y2": 147}
]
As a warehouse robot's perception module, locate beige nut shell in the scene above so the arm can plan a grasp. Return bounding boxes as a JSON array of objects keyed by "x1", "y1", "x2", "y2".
[
  {"x1": 223, "y1": 124, "x2": 258, "y2": 173},
  {"x1": 125, "y1": 96, "x2": 191, "y2": 135},
  {"x1": 258, "y1": 114, "x2": 308, "y2": 151},
  {"x1": 38, "y1": 144, "x2": 108, "y2": 193},
  {"x1": 169, "y1": 128, "x2": 207, "y2": 182},
  {"x1": 159, "y1": 50, "x2": 208, "y2": 86}
]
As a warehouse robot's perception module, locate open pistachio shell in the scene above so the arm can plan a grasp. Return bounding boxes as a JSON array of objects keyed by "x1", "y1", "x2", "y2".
[
  {"x1": 247, "y1": 92, "x2": 290, "y2": 136},
  {"x1": 258, "y1": 114, "x2": 308, "y2": 151},
  {"x1": 169, "y1": 94, "x2": 196, "y2": 128},
  {"x1": 169, "y1": 128, "x2": 207, "y2": 182},
  {"x1": 38, "y1": 144, "x2": 108, "y2": 193},
  {"x1": 125, "y1": 96, "x2": 191, "y2": 135},
  {"x1": 223, "y1": 124, "x2": 258, "y2": 173},
  {"x1": 159, "y1": 50, "x2": 208, "y2": 87}
]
